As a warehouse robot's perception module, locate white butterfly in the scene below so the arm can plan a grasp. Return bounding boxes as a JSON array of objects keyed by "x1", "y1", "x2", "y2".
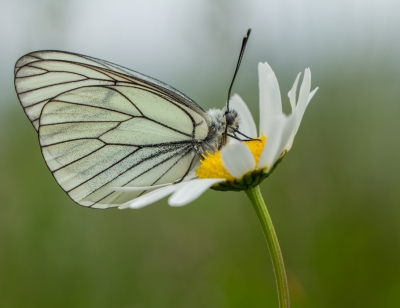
[{"x1": 14, "y1": 30, "x2": 251, "y2": 209}]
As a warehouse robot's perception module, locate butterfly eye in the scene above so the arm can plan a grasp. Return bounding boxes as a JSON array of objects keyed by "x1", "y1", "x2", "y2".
[{"x1": 225, "y1": 112, "x2": 235, "y2": 126}]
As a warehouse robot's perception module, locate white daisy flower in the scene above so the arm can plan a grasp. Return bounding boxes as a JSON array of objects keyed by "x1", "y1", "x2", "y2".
[{"x1": 117, "y1": 62, "x2": 318, "y2": 210}]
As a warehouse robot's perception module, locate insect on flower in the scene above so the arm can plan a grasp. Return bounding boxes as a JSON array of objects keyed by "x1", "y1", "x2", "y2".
[
  {"x1": 117, "y1": 61, "x2": 318, "y2": 209},
  {"x1": 14, "y1": 29, "x2": 254, "y2": 209}
]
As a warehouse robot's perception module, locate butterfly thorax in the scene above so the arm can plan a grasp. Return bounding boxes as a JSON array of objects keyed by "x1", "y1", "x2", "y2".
[{"x1": 200, "y1": 108, "x2": 239, "y2": 155}]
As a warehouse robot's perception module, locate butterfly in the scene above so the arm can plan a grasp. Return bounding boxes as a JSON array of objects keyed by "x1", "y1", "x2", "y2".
[{"x1": 14, "y1": 29, "x2": 251, "y2": 209}]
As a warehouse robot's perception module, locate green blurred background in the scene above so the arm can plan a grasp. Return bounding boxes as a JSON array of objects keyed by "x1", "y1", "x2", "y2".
[{"x1": 1, "y1": 0, "x2": 400, "y2": 307}]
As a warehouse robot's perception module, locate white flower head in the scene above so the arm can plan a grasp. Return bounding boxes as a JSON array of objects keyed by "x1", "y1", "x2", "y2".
[{"x1": 117, "y1": 62, "x2": 318, "y2": 209}]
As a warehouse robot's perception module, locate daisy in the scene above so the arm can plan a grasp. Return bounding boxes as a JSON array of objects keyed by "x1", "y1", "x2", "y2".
[{"x1": 116, "y1": 61, "x2": 318, "y2": 209}]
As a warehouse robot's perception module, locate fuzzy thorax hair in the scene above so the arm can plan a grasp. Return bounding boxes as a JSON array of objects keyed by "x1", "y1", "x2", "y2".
[{"x1": 199, "y1": 107, "x2": 240, "y2": 155}]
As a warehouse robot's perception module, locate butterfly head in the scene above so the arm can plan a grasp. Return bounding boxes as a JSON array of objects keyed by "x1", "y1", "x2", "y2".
[
  {"x1": 207, "y1": 107, "x2": 239, "y2": 133},
  {"x1": 203, "y1": 107, "x2": 240, "y2": 154},
  {"x1": 225, "y1": 109, "x2": 239, "y2": 128}
]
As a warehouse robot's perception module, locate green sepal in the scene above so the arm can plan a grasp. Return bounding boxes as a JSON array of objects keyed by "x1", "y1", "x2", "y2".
[{"x1": 210, "y1": 154, "x2": 285, "y2": 192}]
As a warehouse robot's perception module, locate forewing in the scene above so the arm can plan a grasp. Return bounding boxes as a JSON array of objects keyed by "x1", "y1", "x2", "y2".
[{"x1": 15, "y1": 50, "x2": 210, "y2": 130}]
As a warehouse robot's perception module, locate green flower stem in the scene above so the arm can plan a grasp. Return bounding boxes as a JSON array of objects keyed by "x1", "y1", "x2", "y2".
[{"x1": 245, "y1": 185, "x2": 290, "y2": 308}]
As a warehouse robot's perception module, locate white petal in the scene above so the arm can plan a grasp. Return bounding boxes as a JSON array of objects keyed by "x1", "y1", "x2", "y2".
[
  {"x1": 284, "y1": 129, "x2": 295, "y2": 152},
  {"x1": 287, "y1": 72, "x2": 301, "y2": 112},
  {"x1": 258, "y1": 62, "x2": 282, "y2": 136},
  {"x1": 307, "y1": 87, "x2": 319, "y2": 105},
  {"x1": 168, "y1": 178, "x2": 224, "y2": 207},
  {"x1": 221, "y1": 143, "x2": 255, "y2": 179},
  {"x1": 285, "y1": 87, "x2": 318, "y2": 152},
  {"x1": 278, "y1": 114, "x2": 296, "y2": 155},
  {"x1": 113, "y1": 174, "x2": 197, "y2": 192},
  {"x1": 113, "y1": 183, "x2": 170, "y2": 192},
  {"x1": 258, "y1": 115, "x2": 286, "y2": 170},
  {"x1": 293, "y1": 68, "x2": 311, "y2": 135},
  {"x1": 121, "y1": 183, "x2": 185, "y2": 209},
  {"x1": 227, "y1": 136, "x2": 240, "y2": 146},
  {"x1": 229, "y1": 94, "x2": 257, "y2": 138},
  {"x1": 258, "y1": 114, "x2": 296, "y2": 172}
]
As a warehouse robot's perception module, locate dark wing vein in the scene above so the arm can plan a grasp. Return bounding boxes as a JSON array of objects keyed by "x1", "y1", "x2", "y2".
[
  {"x1": 51, "y1": 144, "x2": 107, "y2": 172},
  {"x1": 48, "y1": 99, "x2": 138, "y2": 118},
  {"x1": 91, "y1": 145, "x2": 194, "y2": 206},
  {"x1": 64, "y1": 147, "x2": 143, "y2": 193}
]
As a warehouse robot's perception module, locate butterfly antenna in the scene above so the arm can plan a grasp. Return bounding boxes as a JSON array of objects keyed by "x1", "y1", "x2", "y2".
[{"x1": 226, "y1": 28, "x2": 252, "y2": 113}]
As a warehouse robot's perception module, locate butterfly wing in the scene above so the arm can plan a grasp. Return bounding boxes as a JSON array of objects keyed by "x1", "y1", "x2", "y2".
[
  {"x1": 14, "y1": 51, "x2": 211, "y2": 208},
  {"x1": 14, "y1": 50, "x2": 208, "y2": 130}
]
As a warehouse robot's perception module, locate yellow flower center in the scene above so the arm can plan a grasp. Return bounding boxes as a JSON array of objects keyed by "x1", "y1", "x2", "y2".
[
  {"x1": 243, "y1": 134, "x2": 266, "y2": 166},
  {"x1": 196, "y1": 150, "x2": 235, "y2": 181},
  {"x1": 196, "y1": 135, "x2": 267, "y2": 181}
]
